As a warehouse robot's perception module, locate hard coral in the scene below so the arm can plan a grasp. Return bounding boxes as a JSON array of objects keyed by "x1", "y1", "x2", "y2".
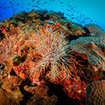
[
  {"x1": 84, "y1": 24, "x2": 105, "y2": 36},
  {"x1": 86, "y1": 80, "x2": 105, "y2": 105},
  {"x1": 24, "y1": 84, "x2": 57, "y2": 105},
  {"x1": 24, "y1": 84, "x2": 48, "y2": 97},
  {"x1": 26, "y1": 94, "x2": 57, "y2": 105},
  {"x1": 70, "y1": 36, "x2": 105, "y2": 71},
  {"x1": 0, "y1": 88, "x2": 19, "y2": 105},
  {"x1": 2, "y1": 76, "x2": 23, "y2": 102}
]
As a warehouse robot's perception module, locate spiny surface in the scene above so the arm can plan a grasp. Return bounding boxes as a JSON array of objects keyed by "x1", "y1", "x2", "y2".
[{"x1": 23, "y1": 28, "x2": 76, "y2": 82}]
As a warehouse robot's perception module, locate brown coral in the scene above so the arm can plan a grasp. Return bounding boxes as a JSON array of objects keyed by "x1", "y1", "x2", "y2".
[
  {"x1": 24, "y1": 84, "x2": 57, "y2": 105},
  {"x1": 1, "y1": 76, "x2": 23, "y2": 102},
  {"x1": 86, "y1": 80, "x2": 105, "y2": 105},
  {"x1": 26, "y1": 95, "x2": 57, "y2": 105},
  {"x1": 0, "y1": 89, "x2": 20, "y2": 105}
]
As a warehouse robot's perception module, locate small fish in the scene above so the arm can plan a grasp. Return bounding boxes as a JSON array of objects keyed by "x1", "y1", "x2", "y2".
[
  {"x1": 50, "y1": 0, "x2": 54, "y2": 2},
  {"x1": 60, "y1": 2, "x2": 63, "y2": 4},
  {"x1": 36, "y1": 0, "x2": 40, "y2": 3},
  {"x1": 66, "y1": 9, "x2": 71, "y2": 11},
  {"x1": 43, "y1": 1, "x2": 47, "y2": 4},
  {"x1": 66, "y1": 14, "x2": 70, "y2": 16},
  {"x1": 17, "y1": 3, "x2": 19, "y2": 6},
  {"x1": 28, "y1": 3, "x2": 31, "y2": 6},
  {"x1": 31, "y1": 0, "x2": 35, "y2": 2},
  {"x1": 9, "y1": 1, "x2": 12, "y2": 4}
]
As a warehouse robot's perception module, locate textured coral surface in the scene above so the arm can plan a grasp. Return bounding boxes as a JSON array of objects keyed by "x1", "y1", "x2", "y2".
[{"x1": 86, "y1": 80, "x2": 105, "y2": 105}]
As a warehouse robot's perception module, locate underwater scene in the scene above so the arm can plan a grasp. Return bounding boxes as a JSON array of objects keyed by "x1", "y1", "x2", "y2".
[{"x1": 0, "y1": 0, "x2": 105, "y2": 105}]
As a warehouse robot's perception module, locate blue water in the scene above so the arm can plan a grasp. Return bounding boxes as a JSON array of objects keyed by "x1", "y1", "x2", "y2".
[{"x1": 0, "y1": 0, "x2": 105, "y2": 31}]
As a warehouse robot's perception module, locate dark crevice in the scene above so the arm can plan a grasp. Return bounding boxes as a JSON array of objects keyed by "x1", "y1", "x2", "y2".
[
  {"x1": 0, "y1": 30, "x2": 5, "y2": 41},
  {"x1": 66, "y1": 35, "x2": 79, "y2": 41},
  {"x1": 46, "y1": 82, "x2": 80, "y2": 105},
  {"x1": 84, "y1": 27, "x2": 90, "y2": 34},
  {"x1": 10, "y1": 68, "x2": 17, "y2": 76},
  {"x1": 20, "y1": 79, "x2": 33, "y2": 105},
  {"x1": 0, "y1": 64, "x2": 5, "y2": 69}
]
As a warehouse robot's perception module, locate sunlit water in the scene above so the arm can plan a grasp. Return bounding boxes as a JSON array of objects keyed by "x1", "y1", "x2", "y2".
[{"x1": 0, "y1": 0, "x2": 105, "y2": 31}]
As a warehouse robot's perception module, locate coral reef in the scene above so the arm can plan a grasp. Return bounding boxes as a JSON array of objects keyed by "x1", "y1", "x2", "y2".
[{"x1": 0, "y1": 10, "x2": 105, "y2": 105}]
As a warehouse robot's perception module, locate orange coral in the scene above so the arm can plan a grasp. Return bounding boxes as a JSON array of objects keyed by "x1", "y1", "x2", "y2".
[{"x1": 1, "y1": 76, "x2": 23, "y2": 102}]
